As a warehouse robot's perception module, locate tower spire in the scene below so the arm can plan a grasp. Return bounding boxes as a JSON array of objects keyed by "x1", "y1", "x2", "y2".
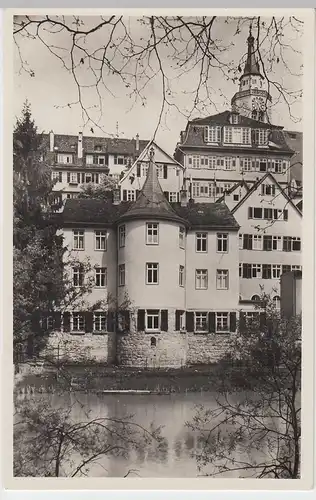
[{"x1": 242, "y1": 26, "x2": 261, "y2": 77}]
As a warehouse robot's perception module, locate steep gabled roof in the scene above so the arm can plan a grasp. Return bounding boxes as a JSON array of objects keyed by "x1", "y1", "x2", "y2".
[
  {"x1": 231, "y1": 172, "x2": 302, "y2": 217},
  {"x1": 118, "y1": 149, "x2": 187, "y2": 225},
  {"x1": 62, "y1": 198, "x2": 131, "y2": 226},
  {"x1": 171, "y1": 202, "x2": 240, "y2": 229},
  {"x1": 190, "y1": 111, "x2": 282, "y2": 129},
  {"x1": 119, "y1": 140, "x2": 184, "y2": 185}
]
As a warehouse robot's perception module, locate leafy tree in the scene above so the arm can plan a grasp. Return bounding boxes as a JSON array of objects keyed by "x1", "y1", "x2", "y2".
[
  {"x1": 187, "y1": 295, "x2": 301, "y2": 478},
  {"x1": 78, "y1": 175, "x2": 118, "y2": 201}
]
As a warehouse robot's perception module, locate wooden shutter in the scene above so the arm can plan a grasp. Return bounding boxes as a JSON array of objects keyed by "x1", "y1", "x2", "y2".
[
  {"x1": 161, "y1": 310, "x2": 168, "y2": 331},
  {"x1": 186, "y1": 312, "x2": 194, "y2": 332},
  {"x1": 85, "y1": 312, "x2": 93, "y2": 333},
  {"x1": 122, "y1": 310, "x2": 130, "y2": 332},
  {"x1": 208, "y1": 312, "x2": 216, "y2": 333},
  {"x1": 122, "y1": 190, "x2": 127, "y2": 201},
  {"x1": 137, "y1": 309, "x2": 145, "y2": 331},
  {"x1": 175, "y1": 310, "x2": 181, "y2": 331},
  {"x1": 136, "y1": 189, "x2": 140, "y2": 199},
  {"x1": 53, "y1": 311, "x2": 61, "y2": 330},
  {"x1": 248, "y1": 207, "x2": 253, "y2": 219},
  {"x1": 163, "y1": 165, "x2": 168, "y2": 179},
  {"x1": 63, "y1": 312, "x2": 71, "y2": 332},
  {"x1": 163, "y1": 191, "x2": 169, "y2": 200},
  {"x1": 230, "y1": 312, "x2": 237, "y2": 332},
  {"x1": 67, "y1": 172, "x2": 70, "y2": 183},
  {"x1": 204, "y1": 126, "x2": 209, "y2": 142},
  {"x1": 239, "y1": 312, "x2": 246, "y2": 333},
  {"x1": 283, "y1": 209, "x2": 288, "y2": 221},
  {"x1": 136, "y1": 163, "x2": 141, "y2": 177}
]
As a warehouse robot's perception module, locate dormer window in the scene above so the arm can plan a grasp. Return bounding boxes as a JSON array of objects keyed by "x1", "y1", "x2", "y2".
[
  {"x1": 94, "y1": 145, "x2": 102, "y2": 151},
  {"x1": 204, "y1": 126, "x2": 221, "y2": 143},
  {"x1": 224, "y1": 127, "x2": 250, "y2": 145},
  {"x1": 253, "y1": 129, "x2": 268, "y2": 146},
  {"x1": 230, "y1": 113, "x2": 240, "y2": 125}
]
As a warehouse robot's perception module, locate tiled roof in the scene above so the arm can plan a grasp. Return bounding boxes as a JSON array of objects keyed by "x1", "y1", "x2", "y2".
[
  {"x1": 118, "y1": 156, "x2": 187, "y2": 225},
  {"x1": 283, "y1": 130, "x2": 302, "y2": 182},
  {"x1": 216, "y1": 180, "x2": 250, "y2": 203},
  {"x1": 190, "y1": 111, "x2": 282, "y2": 129},
  {"x1": 61, "y1": 198, "x2": 239, "y2": 229},
  {"x1": 40, "y1": 133, "x2": 149, "y2": 156}
]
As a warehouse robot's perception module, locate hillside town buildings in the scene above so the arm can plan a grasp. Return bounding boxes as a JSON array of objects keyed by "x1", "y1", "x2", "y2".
[{"x1": 40, "y1": 28, "x2": 302, "y2": 367}]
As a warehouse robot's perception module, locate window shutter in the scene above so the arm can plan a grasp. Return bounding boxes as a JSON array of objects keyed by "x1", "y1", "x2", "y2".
[
  {"x1": 63, "y1": 312, "x2": 71, "y2": 332},
  {"x1": 163, "y1": 165, "x2": 168, "y2": 179},
  {"x1": 85, "y1": 312, "x2": 93, "y2": 333},
  {"x1": 283, "y1": 209, "x2": 288, "y2": 221},
  {"x1": 163, "y1": 191, "x2": 169, "y2": 200},
  {"x1": 208, "y1": 312, "x2": 216, "y2": 333},
  {"x1": 248, "y1": 207, "x2": 253, "y2": 219},
  {"x1": 136, "y1": 163, "x2": 141, "y2": 177},
  {"x1": 123, "y1": 310, "x2": 130, "y2": 332},
  {"x1": 137, "y1": 309, "x2": 145, "y2": 331},
  {"x1": 230, "y1": 312, "x2": 237, "y2": 332},
  {"x1": 175, "y1": 310, "x2": 181, "y2": 331},
  {"x1": 239, "y1": 312, "x2": 246, "y2": 333},
  {"x1": 161, "y1": 310, "x2": 168, "y2": 331},
  {"x1": 67, "y1": 172, "x2": 70, "y2": 183},
  {"x1": 77, "y1": 173, "x2": 81, "y2": 184},
  {"x1": 123, "y1": 190, "x2": 127, "y2": 201},
  {"x1": 177, "y1": 192, "x2": 180, "y2": 202},
  {"x1": 53, "y1": 312, "x2": 61, "y2": 330},
  {"x1": 186, "y1": 312, "x2": 194, "y2": 332},
  {"x1": 136, "y1": 189, "x2": 140, "y2": 199},
  {"x1": 204, "y1": 126, "x2": 209, "y2": 142}
]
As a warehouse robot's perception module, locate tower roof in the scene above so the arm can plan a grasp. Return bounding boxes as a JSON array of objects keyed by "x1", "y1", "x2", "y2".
[
  {"x1": 242, "y1": 28, "x2": 262, "y2": 78},
  {"x1": 118, "y1": 147, "x2": 188, "y2": 225}
]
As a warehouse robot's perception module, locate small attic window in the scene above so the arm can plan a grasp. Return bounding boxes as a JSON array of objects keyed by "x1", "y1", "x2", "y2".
[
  {"x1": 230, "y1": 113, "x2": 240, "y2": 125},
  {"x1": 94, "y1": 145, "x2": 102, "y2": 151}
]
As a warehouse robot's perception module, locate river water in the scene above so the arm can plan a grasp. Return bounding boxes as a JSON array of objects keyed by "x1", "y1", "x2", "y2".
[{"x1": 15, "y1": 391, "x2": 270, "y2": 478}]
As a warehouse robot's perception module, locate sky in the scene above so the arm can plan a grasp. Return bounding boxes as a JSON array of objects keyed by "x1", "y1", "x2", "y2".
[{"x1": 13, "y1": 15, "x2": 303, "y2": 156}]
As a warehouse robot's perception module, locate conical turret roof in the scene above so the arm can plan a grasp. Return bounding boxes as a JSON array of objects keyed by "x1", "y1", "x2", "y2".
[
  {"x1": 118, "y1": 147, "x2": 187, "y2": 225},
  {"x1": 242, "y1": 28, "x2": 262, "y2": 77}
]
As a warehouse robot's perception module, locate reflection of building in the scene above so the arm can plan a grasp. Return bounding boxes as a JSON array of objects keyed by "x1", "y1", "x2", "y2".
[{"x1": 280, "y1": 270, "x2": 302, "y2": 318}]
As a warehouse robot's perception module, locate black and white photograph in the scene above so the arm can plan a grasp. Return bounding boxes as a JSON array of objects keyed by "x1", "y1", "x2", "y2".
[{"x1": 7, "y1": 9, "x2": 311, "y2": 486}]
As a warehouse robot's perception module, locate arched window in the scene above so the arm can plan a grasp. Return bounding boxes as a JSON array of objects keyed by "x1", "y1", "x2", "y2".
[
  {"x1": 251, "y1": 110, "x2": 258, "y2": 120},
  {"x1": 150, "y1": 337, "x2": 157, "y2": 347},
  {"x1": 251, "y1": 294, "x2": 260, "y2": 302},
  {"x1": 273, "y1": 296, "x2": 281, "y2": 309}
]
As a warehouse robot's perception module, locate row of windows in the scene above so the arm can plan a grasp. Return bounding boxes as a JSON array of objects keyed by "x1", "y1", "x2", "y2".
[
  {"x1": 239, "y1": 234, "x2": 301, "y2": 252},
  {"x1": 248, "y1": 207, "x2": 288, "y2": 221},
  {"x1": 187, "y1": 154, "x2": 287, "y2": 173},
  {"x1": 121, "y1": 190, "x2": 180, "y2": 203},
  {"x1": 239, "y1": 263, "x2": 301, "y2": 279},
  {"x1": 52, "y1": 171, "x2": 101, "y2": 184},
  {"x1": 55, "y1": 153, "x2": 131, "y2": 166},
  {"x1": 73, "y1": 228, "x2": 228, "y2": 253},
  {"x1": 191, "y1": 182, "x2": 233, "y2": 198},
  {"x1": 72, "y1": 264, "x2": 229, "y2": 289},
  {"x1": 204, "y1": 126, "x2": 269, "y2": 146}
]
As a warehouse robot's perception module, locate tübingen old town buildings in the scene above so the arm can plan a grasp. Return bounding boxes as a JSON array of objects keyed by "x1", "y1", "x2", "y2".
[{"x1": 41, "y1": 30, "x2": 302, "y2": 367}]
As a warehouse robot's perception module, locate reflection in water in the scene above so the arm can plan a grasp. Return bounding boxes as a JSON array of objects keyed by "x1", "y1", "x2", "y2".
[{"x1": 16, "y1": 391, "x2": 265, "y2": 478}]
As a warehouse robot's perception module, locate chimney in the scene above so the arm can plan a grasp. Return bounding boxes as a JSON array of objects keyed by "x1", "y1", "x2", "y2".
[
  {"x1": 112, "y1": 188, "x2": 121, "y2": 205},
  {"x1": 78, "y1": 131, "x2": 83, "y2": 159},
  {"x1": 180, "y1": 189, "x2": 188, "y2": 207},
  {"x1": 135, "y1": 133, "x2": 139, "y2": 152},
  {"x1": 49, "y1": 130, "x2": 54, "y2": 152}
]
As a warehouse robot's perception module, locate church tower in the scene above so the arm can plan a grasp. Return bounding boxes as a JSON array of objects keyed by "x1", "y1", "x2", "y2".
[{"x1": 231, "y1": 27, "x2": 272, "y2": 123}]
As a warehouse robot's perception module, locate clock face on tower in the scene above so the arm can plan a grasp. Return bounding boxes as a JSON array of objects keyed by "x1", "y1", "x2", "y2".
[{"x1": 252, "y1": 97, "x2": 266, "y2": 111}]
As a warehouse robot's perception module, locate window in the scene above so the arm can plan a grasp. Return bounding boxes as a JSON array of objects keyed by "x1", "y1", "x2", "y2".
[
  {"x1": 209, "y1": 157, "x2": 217, "y2": 169},
  {"x1": 94, "y1": 145, "x2": 102, "y2": 152},
  {"x1": 146, "y1": 223, "x2": 159, "y2": 245},
  {"x1": 192, "y1": 182, "x2": 200, "y2": 198},
  {"x1": 73, "y1": 267, "x2": 84, "y2": 287},
  {"x1": 263, "y1": 235, "x2": 273, "y2": 251},
  {"x1": 253, "y1": 234, "x2": 263, "y2": 250},
  {"x1": 282, "y1": 265, "x2": 291, "y2": 274},
  {"x1": 179, "y1": 227, "x2": 185, "y2": 249},
  {"x1": 252, "y1": 264, "x2": 262, "y2": 278},
  {"x1": 283, "y1": 236, "x2": 292, "y2": 252},
  {"x1": 156, "y1": 165, "x2": 163, "y2": 178},
  {"x1": 196, "y1": 232, "x2": 207, "y2": 252},
  {"x1": 251, "y1": 295, "x2": 260, "y2": 301},
  {"x1": 217, "y1": 233, "x2": 228, "y2": 253},
  {"x1": 95, "y1": 231, "x2": 107, "y2": 251},
  {"x1": 233, "y1": 194, "x2": 239, "y2": 202},
  {"x1": 52, "y1": 171, "x2": 63, "y2": 182},
  {"x1": 273, "y1": 296, "x2": 281, "y2": 309},
  {"x1": 207, "y1": 126, "x2": 221, "y2": 143},
  {"x1": 118, "y1": 225, "x2": 126, "y2": 248},
  {"x1": 292, "y1": 237, "x2": 301, "y2": 251},
  {"x1": 195, "y1": 312, "x2": 208, "y2": 333},
  {"x1": 195, "y1": 269, "x2": 208, "y2": 289},
  {"x1": 216, "y1": 313, "x2": 229, "y2": 333},
  {"x1": 261, "y1": 184, "x2": 276, "y2": 196},
  {"x1": 242, "y1": 128, "x2": 251, "y2": 144},
  {"x1": 272, "y1": 264, "x2": 281, "y2": 279},
  {"x1": 200, "y1": 183, "x2": 209, "y2": 197},
  {"x1": 169, "y1": 192, "x2": 178, "y2": 202},
  {"x1": 122, "y1": 190, "x2": 136, "y2": 201},
  {"x1": 292, "y1": 265, "x2": 302, "y2": 271},
  {"x1": 93, "y1": 312, "x2": 107, "y2": 332},
  {"x1": 67, "y1": 172, "x2": 79, "y2": 184},
  {"x1": 146, "y1": 310, "x2": 160, "y2": 331},
  {"x1": 151, "y1": 337, "x2": 157, "y2": 347},
  {"x1": 284, "y1": 236, "x2": 301, "y2": 251},
  {"x1": 242, "y1": 234, "x2": 253, "y2": 250},
  {"x1": 73, "y1": 230, "x2": 84, "y2": 250},
  {"x1": 253, "y1": 129, "x2": 268, "y2": 145},
  {"x1": 253, "y1": 207, "x2": 263, "y2": 219},
  {"x1": 146, "y1": 263, "x2": 159, "y2": 284},
  {"x1": 259, "y1": 160, "x2": 267, "y2": 172},
  {"x1": 85, "y1": 155, "x2": 93, "y2": 165},
  {"x1": 57, "y1": 154, "x2": 73, "y2": 164},
  {"x1": 240, "y1": 157, "x2": 252, "y2": 171},
  {"x1": 224, "y1": 127, "x2": 233, "y2": 143},
  {"x1": 217, "y1": 270, "x2": 229, "y2": 289},
  {"x1": 179, "y1": 265, "x2": 185, "y2": 287},
  {"x1": 118, "y1": 264, "x2": 125, "y2": 286},
  {"x1": 95, "y1": 267, "x2": 107, "y2": 287},
  {"x1": 248, "y1": 207, "x2": 287, "y2": 221},
  {"x1": 114, "y1": 155, "x2": 128, "y2": 165},
  {"x1": 72, "y1": 312, "x2": 85, "y2": 332}
]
